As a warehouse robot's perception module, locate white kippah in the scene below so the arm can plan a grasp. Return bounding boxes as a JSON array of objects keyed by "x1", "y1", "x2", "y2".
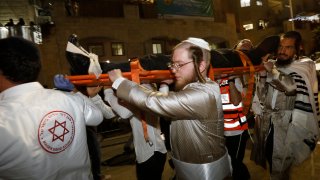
[{"x1": 182, "y1": 37, "x2": 210, "y2": 51}]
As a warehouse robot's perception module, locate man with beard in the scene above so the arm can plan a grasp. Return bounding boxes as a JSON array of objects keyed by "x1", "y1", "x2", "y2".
[
  {"x1": 255, "y1": 31, "x2": 319, "y2": 179},
  {"x1": 107, "y1": 37, "x2": 231, "y2": 180}
]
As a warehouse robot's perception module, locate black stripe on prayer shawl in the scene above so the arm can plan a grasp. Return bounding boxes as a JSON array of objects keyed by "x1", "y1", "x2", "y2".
[
  {"x1": 296, "y1": 85, "x2": 308, "y2": 91},
  {"x1": 294, "y1": 101, "x2": 314, "y2": 113},
  {"x1": 291, "y1": 76, "x2": 302, "y2": 80},
  {"x1": 292, "y1": 72, "x2": 319, "y2": 116},
  {"x1": 296, "y1": 90, "x2": 310, "y2": 96},
  {"x1": 290, "y1": 72, "x2": 315, "y2": 113},
  {"x1": 291, "y1": 72, "x2": 308, "y2": 95},
  {"x1": 289, "y1": 72, "x2": 302, "y2": 79},
  {"x1": 294, "y1": 79, "x2": 306, "y2": 85}
]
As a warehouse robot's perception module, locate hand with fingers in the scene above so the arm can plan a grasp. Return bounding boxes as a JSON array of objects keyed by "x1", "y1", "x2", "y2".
[
  {"x1": 108, "y1": 69, "x2": 123, "y2": 83},
  {"x1": 86, "y1": 86, "x2": 103, "y2": 98}
]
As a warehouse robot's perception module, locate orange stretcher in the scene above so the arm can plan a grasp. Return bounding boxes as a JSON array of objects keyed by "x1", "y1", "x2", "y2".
[
  {"x1": 66, "y1": 54, "x2": 264, "y2": 142},
  {"x1": 66, "y1": 55, "x2": 265, "y2": 115},
  {"x1": 66, "y1": 58, "x2": 264, "y2": 87}
]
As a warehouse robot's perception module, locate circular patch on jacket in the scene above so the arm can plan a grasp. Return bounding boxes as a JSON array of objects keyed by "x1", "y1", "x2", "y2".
[{"x1": 38, "y1": 111, "x2": 75, "y2": 154}]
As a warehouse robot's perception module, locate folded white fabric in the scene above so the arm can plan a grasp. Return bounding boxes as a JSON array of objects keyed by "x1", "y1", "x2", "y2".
[
  {"x1": 66, "y1": 42, "x2": 88, "y2": 56},
  {"x1": 66, "y1": 42, "x2": 102, "y2": 79},
  {"x1": 88, "y1": 53, "x2": 102, "y2": 79}
]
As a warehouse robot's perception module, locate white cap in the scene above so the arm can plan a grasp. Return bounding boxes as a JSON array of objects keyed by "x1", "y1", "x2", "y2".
[{"x1": 182, "y1": 37, "x2": 210, "y2": 51}]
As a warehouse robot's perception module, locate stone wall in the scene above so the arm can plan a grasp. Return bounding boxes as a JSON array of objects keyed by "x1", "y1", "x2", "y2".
[{"x1": 38, "y1": 1, "x2": 239, "y2": 87}]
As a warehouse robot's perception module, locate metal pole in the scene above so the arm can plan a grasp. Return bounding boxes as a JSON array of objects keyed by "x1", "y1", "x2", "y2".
[{"x1": 289, "y1": 0, "x2": 295, "y2": 30}]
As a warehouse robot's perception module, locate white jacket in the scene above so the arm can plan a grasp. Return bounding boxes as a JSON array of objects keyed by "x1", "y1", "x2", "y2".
[{"x1": 0, "y1": 82, "x2": 103, "y2": 180}]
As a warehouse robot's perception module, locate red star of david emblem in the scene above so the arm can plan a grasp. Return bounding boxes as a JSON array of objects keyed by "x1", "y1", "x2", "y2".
[{"x1": 48, "y1": 120, "x2": 70, "y2": 142}]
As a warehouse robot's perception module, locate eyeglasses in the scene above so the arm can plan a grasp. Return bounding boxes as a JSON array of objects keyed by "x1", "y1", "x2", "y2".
[
  {"x1": 278, "y1": 45, "x2": 295, "y2": 51},
  {"x1": 167, "y1": 61, "x2": 193, "y2": 71}
]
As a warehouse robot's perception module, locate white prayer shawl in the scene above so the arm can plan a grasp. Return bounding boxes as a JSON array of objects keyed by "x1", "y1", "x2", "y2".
[{"x1": 279, "y1": 57, "x2": 320, "y2": 165}]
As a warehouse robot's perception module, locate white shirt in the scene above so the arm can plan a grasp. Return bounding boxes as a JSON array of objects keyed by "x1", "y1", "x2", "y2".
[
  {"x1": 104, "y1": 86, "x2": 167, "y2": 163},
  {"x1": 89, "y1": 94, "x2": 116, "y2": 119},
  {"x1": 0, "y1": 82, "x2": 103, "y2": 180}
]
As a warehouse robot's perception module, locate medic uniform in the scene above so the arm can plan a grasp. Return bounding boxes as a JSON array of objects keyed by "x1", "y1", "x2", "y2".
[
  {"x1": 0, "y1": 82, "x2": 103, "y2": 180},
  {"x1": 219, "y1": 77, "x2": 251, "y2": 180}
]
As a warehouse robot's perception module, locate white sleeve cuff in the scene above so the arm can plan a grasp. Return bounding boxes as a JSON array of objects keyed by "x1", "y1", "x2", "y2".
[
  {"x1": 89, "y1": 94, "x2": 102, "y2": 103},
  {"x1": 159, "y1": 84, "x2": 169, "y2": 93},
  {"x1": 112, "y1": 77, "x2": 126, "y2": 90}
]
